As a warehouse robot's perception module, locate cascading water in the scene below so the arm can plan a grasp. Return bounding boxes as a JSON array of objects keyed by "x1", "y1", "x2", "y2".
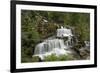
[
  {"x1": 57, "y1": 26, "x2": 73, "y2": 38},
  {"x1": 33, "y1": 26, "x2": 73, "y2": 60}
]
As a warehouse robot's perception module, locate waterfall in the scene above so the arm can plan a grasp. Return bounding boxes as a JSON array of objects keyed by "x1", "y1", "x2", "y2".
[
  {"x1": 34, "y1": 39, "x2": 66, "y2": 55},
  {"x1": 57, "y1": 26, "x2": 73, "y2": 38},
  {"x1": 33, "y1": 39, "x2": 72, "y2": 60},
  {"x1": 33, "y1": 26, "x2": 73, "y2": 60}
]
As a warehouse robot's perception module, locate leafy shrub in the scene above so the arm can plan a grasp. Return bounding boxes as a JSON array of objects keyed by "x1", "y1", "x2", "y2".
[
  {"x1": 44, "y1": 54, "x2": 59, "y2": 61},
  {"x1": 59, "y1": 54, "x2": 74, "y2": 61},
  {"x1": 44, "y1": 54, "x2": 75, "y2": 61}
]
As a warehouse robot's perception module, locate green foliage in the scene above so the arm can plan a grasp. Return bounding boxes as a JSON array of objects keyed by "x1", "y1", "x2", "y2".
[
  {"x1": 32, "y1": 56, "x2": 40, "y2": 62},
  {"x1": 44, "y1": 54, "x2": 59, "y2": 61},
  {"x1": 44, "y1": 54, "x2": 75, "y2": 61},
  {"x1": 59, "y1": 54, "x2": 74, "y2": 60},
  {"x1": 21, "y1": 10, "x2": 90, "y2": 62},
  {"x1": 21, "y1": 47, "x2": 33, "y2": 63}
]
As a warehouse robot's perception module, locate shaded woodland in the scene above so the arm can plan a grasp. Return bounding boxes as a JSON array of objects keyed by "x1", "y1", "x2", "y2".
[{"x1": 21, "y1": 10, "x2": 90, "y2": 63}]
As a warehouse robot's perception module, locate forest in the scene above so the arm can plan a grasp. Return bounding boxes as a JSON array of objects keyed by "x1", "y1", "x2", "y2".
[{"x1": 21, "y1": 10, "x2": 90, "y2": 63}]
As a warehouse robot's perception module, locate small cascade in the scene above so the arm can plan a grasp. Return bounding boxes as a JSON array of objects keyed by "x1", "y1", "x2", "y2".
[
  {"x1": 57, "y1": 26, "x2": 73, "y2": 38},
  {"x1": 33, "y1": 26, "x2": 73, "y2": 60},
  {"x1": 34, "y1": 39, "x2": 67, "y2": 54}
]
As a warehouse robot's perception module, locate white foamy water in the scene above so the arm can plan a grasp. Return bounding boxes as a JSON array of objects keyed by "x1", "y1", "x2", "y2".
[{"x1": 33, "y1": 26, "x2": 73, "y2": 60}]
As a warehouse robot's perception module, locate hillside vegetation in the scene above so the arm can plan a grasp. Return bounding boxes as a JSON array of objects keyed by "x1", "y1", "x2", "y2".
[{"x1": 21, "y1": 10, "x2": 90, "y2": 63}]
